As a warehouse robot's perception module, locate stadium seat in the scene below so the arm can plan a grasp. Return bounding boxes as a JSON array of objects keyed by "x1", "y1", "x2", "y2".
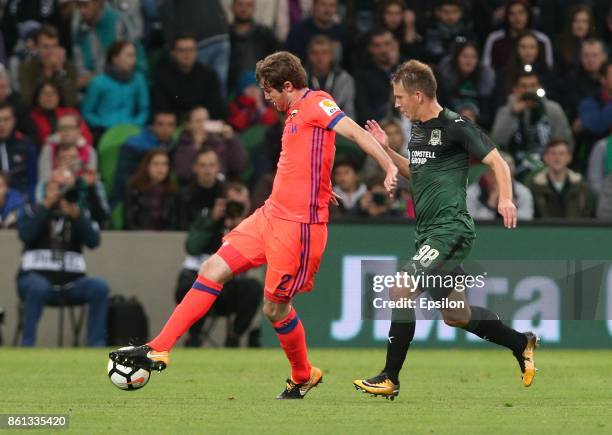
[
  {"x1": 240, "y1": 125, "x2": 268, "y2": 154},
  {"x1": 13, "y1": 287, "x2": 86, "y2": 347},
  {"x1": 335, "y1": 135, "x2": 366, "y2": 166},
  {"x1": 98, "y1": 124, "x2": 141, "y2": 195},
  {"x1": 110, "y1": 203, "x2": 124, "y2": 230},
  {"x1": 237, "y1": 125, "x2": 267, "y2": 184}
]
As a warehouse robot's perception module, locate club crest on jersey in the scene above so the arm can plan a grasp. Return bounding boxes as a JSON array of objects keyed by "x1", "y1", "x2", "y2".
[
  {"x1": 428, "y1": 129, "x2": 442, "y2": 146},
  {"x1": 318, "y1": 99, "x2": 339, "y2": 116}
]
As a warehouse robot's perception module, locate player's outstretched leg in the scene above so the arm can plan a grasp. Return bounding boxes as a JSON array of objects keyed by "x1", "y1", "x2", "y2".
[
  {"x1": 354, "y1": 306, "x2": 415, "y2": 400},
  {"x1": 264, "y1": 301, "x2": 322, "y2": 399},
  {"x1": 109, "y1": 255, "x2": 231, "y2": 371},
  {"x1": 446, "y1": 305, "x2": 539, "y2": 387}
]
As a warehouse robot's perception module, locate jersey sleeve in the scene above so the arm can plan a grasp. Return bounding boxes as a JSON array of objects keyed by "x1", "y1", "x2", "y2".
[
  {"x1": 452, "y1": 120, "x2": 496, "y2": 161},
  {"x1": 306, "y1": 93, "x2": 346, "y2": 130}
]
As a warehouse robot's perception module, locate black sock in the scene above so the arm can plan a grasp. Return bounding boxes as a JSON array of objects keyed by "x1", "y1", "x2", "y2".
[
  {"x1": 382, "y1": 308, "x2": 415, "y2": 384},
  {"x1": 463, "y1": 306, "x2": 527, "y2": 355}
]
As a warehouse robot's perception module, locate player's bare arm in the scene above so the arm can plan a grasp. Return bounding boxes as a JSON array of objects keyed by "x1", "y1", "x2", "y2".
[
  {"x1": 332, "y1": 116, "x2": 398, "y2": 194},
  {"x1": 482, "y1": 148, "x2": 517, "y2": 229},
  {"x1": 365, "y1": 120, "x2": 410, "y2": 179}
]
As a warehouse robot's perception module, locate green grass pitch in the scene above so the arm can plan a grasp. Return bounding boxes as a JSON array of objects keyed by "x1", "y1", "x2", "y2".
[{"x1": 1, "y1": 348, "x2": 610, "y2": 434}]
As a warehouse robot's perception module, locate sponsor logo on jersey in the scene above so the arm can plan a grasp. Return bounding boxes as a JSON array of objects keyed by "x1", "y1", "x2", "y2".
[
  {"x1": 409, "y1": 150, "x2": 436, "y2": 165},
  {"x1": 428, "y1": 129, "x2": 442, "y2": 146},
  {"x1": 318, "y1": 99, "x2": 340, "y2": 116}
]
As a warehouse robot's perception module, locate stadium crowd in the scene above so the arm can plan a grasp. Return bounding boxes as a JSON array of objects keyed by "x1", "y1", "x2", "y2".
[
  {"x1": 0, "y1": 0, "x2": 610, "y2": 232},
  {"x1": 1, "y1": 0, "x2": 610, "y2": 347}
]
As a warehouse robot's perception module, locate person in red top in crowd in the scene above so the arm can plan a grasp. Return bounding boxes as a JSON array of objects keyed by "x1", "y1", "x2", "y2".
[
  {"x1": 38, "y1": 113, "x2": 97, "y2": 182},
  {"x1": 29, "y1": 80, "x2": 92, "y2": 147},
  {"x1": 110, "y1": 51, "x2": 398, "y2": 399},
  {"x1": 227, "y1": 71, "x2": 279, "y2": 132}
]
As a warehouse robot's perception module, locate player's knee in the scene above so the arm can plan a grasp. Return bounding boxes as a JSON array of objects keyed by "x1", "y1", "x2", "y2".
[
  {"x1": 443, "y1": 317, "x2": 469, "y2": 328},
  {"x1": 262, "y1": 300, "x2": 290, "y2": 322},
  {"x1": 198, "y1": 255, "x2": 232, "y2": 284}
]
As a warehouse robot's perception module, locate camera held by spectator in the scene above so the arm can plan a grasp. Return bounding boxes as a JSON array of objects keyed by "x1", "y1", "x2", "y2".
[{"x1": 358, "y1": 174, "x2": 400, "y2": 218}]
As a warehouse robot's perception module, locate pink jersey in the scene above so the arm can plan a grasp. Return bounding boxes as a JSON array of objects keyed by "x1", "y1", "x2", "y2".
[{"x1": 265, "y1": 89, "x2": 345, "y2": 223}]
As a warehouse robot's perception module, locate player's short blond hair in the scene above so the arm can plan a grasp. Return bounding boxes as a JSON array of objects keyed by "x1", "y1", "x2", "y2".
[
  {"x1": 391, "y1": 60, "x2": 437, "y2": 99},
  {"x1": 255, "y1": 51, "x2": 308, "y2": 92}
]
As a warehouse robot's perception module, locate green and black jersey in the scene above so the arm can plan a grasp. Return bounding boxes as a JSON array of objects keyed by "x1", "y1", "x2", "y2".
[{"x1": 408, "y1": 108, "x2": 495, "y2": 243}]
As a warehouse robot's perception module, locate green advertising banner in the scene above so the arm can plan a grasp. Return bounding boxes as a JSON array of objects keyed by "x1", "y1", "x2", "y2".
[{"x1": 263, "y1": 222, "x2": 612, "y2": 348}]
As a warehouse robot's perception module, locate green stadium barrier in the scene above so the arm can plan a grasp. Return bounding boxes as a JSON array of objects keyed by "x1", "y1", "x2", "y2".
[
  {"x1": 98, "y1": 124, "x2": 141, "y2": 195},
  {"x1": 262, "y1": 221, "x2": 612, "y2": 348}
]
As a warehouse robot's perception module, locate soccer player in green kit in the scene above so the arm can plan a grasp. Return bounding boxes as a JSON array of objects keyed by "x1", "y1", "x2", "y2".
[{"x1": 353, "y1": 60, "x2": 538, "y2": 400}]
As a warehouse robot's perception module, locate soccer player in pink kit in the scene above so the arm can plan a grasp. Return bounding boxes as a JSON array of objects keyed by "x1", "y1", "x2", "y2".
[{"x1": 110, "y1": 51, "x2": 398, "y2": 399}]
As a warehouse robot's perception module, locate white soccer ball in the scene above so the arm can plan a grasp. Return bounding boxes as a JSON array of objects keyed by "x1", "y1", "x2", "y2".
[{"x1": 107, "y1": 358, "x2": 150, "y2": 391}]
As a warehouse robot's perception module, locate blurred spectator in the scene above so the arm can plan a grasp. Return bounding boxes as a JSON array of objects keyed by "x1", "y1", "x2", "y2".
[
  {"x1": 469, "y1": 0, "x2": 506, "y2": 44},
  {"x1": 306, "y1": 35, "x2": 355, "y2": 119},
  {"x1": 332, "y1": 158, "x2": 366, "y2": 215},
  {"x1": 151, "y1": 34, "x2": 224, "y2": 120},
  {"x1": 173, "y1": 106, "x2": 248, "y2": 185},
  {"x1": 177, "y1": 149, "x2": 226, "y2": 230},
  {"x1": 528, "y1": 139, "x2": 595, "y2": 219},
  {"x1": 424, "y1": 0, "x2": 476, "y2": 64},
  {"x1": 437, "y1": 40, "x2": 495, "y2": 126},
  {"x1": 455, "y1": 100, "x2": 481, "y2": 124},
  {"x1": 38, "y1": 113, "x2": 97, "y2": 183},
  {"x1": 467, "y1": 152, "x2": 533, "y2": 220},
  {"x1": 284, "y1": 0, "x2": 347, "y2": 63},
  {"x1": 374, "y1": 0, "x2": 424, "y2": 62},
  {"x1": 482, "y1": 0, "x2": 553, "y2": 72},
  {"x1": 355, "y1": 28, "x2": 400, "y2": 125},
  {"x1": 597, "y1": 175, "x2": 612, "y2": 220},
  {"x1": 57, "y1": 0, "x2": 76, "y2": 56},
  {"x1": 0, "y1": 171, "x2": 25, "y2": 229},
  {"x1": 35, "y1": 143, "x2": 108, "y2": 227},
  {"x1": 123, "y1": 149, "x2": 178, "y2": 231},
  {"x1": 6, "y1": 21, "x2": 39, "y2": 90},
  {"x1": 82, "y1": 41, "x2": 149, "y2": 134},
  {"x1": 227, "y1": 72, "x2": 279, "y2": 132},
  {"x1": 493, "y1": 31, "x2": 560, "y2": 110},
  {"x1": 491, "y1": 71, "x2": 573, "y2": 180},
  {"x1": 228, "y1": 0, "x2": 279, "y2": 95},
  {"x1": 555, "y1": 4, "x2": 596, "y2": 75},
  {"x1": 565, "y1": 39, "x2": 608, "y2": 125},
  {"x1": 160, "y1": 0, "x2": 230, "y2": 95},
  {"x1": 273, "y1": 0, "x2": 313, "y2": 43},
  {"x1": 16, "y1": 168, "x2": 109, "y2": 347},
  {"x1": 0, "y1": 102, "x2": 37, "y2": 201},
  {"x1": 107, "y1": 0, "x2": 144, "y2": 40},
  {"x1": 140, "y1": 0, "x2": 164, "y2": 49},
  {"x1": 0, "y1": 66, "x2": 34, "y2": 136},
  {"x1": 221, "y1": 0, "x2": 312, "y2": 42},
  {"x1": 176, "y1": 181, "x2": 262, "y2": 347},
  {"x1": 578, "y1": 62, "x2": 612, "y2": 140},
  {"x1": 1, "y1": 0, "x2": 62, "y2": 57},
  {"x1": 111, "y1": 110, "x2": 177, "y2": 206},
  {"x1": 587, "y1": 135, "x2": 612, "y2": 196},
  {"x1": 29, "y1": 80, "x2": 92, "y2": 147},
  {"x1": 18, "y1": 25, "x2": 78, "y2": 109},
  {"x1": 72, "y1": 0, "x2": 145, "y2": 88},
  {"x1": 361, "y1": 118, "x2": 409, "y2": 183},
  {"x1": 358, "y1": 174, "x2": 401, "y2": 217}
]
